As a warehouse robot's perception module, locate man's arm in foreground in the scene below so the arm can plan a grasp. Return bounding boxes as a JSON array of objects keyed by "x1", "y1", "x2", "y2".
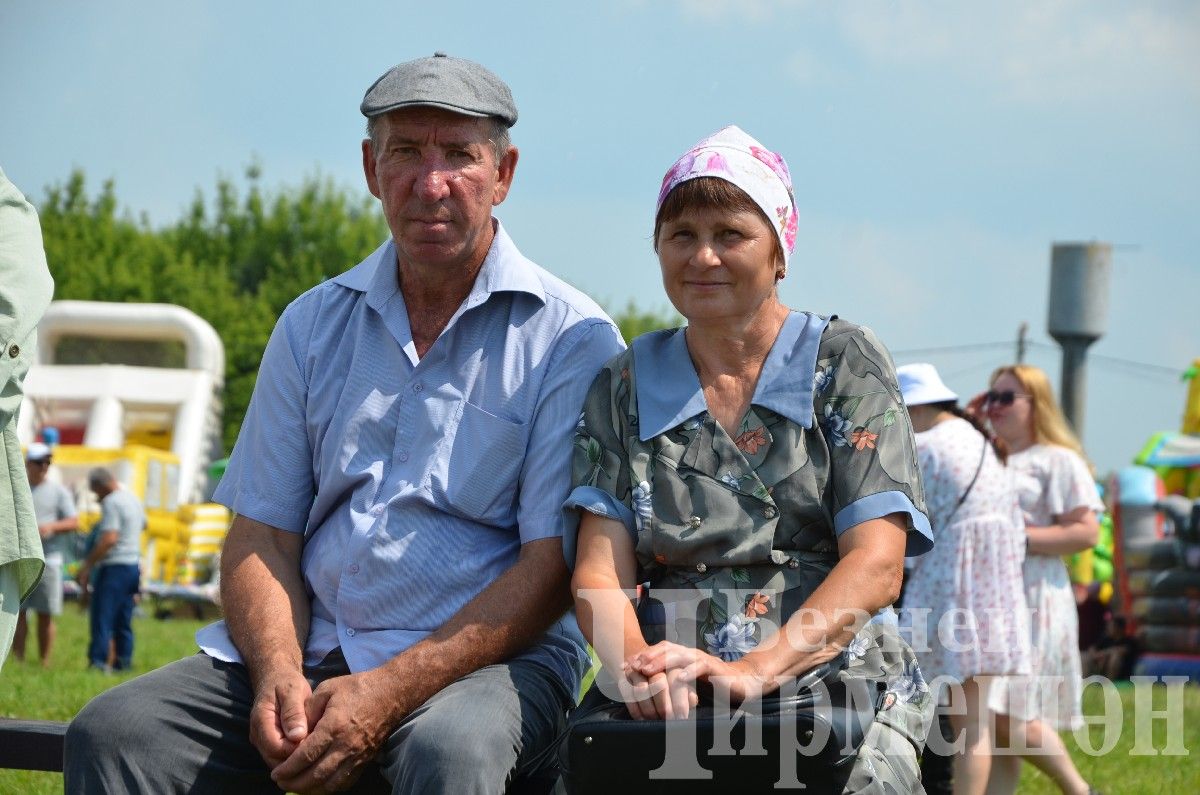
[
  {"x1": 270, "y1": 536, "x2": 571, "y2": 792},
  {"x1": 220, "y1": 515, "x2": 313, "y2": 767}
]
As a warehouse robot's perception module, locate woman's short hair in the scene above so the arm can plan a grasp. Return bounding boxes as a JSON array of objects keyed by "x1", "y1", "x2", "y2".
[
  {"x1": 653, "y1": 177, "x2": 785, "y2": 270},
  {"x1": 990, "y1": 364, "x2": 1090, "y2": 465}
]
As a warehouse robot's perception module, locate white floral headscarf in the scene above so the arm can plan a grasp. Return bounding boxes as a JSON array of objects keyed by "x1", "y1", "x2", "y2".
[{"x1": 656, "y1": 125, "x2": 798, "y2": 274}]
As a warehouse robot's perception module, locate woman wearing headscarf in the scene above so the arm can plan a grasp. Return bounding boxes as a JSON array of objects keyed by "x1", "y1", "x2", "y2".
[
  {"x1": 976, "y1": 365, "x2": 1102, "y2": 795},
  {"x1": 566, "y1": 127, "x2": 935, "y2": 792},
  {"x1": 896, "y1": 363, "x2": 1031, "y2": 795}
]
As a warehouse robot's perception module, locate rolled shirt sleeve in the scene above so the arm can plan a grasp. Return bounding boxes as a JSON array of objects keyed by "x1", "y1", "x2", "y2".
[
  {"x1": 563, "y1": 356, "x2": 640, "y2": 566},
  {"x1": 516, "y1": 320, "x2": 624, "y2": 546},
  {"x1": 213, "y1": 300, "x2": 317, "y2": 533},
  {"x1": 815, "y1": 321, "x2": 933, "y2": 556}
]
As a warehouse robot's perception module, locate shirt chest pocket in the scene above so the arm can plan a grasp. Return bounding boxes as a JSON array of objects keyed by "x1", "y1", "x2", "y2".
[{"x1": 432, "y1": 400, "x2": 529, "y2": 524}]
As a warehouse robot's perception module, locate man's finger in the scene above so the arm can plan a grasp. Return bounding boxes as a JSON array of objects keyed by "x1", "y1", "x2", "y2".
[{"x1": 271, "y1": 723, "x2": 334, "y2": 785}]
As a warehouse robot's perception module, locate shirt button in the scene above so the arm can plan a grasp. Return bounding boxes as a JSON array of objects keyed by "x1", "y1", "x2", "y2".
[
  {"x1": 687, "y1": 515, "x2": 702, "y2": 529},
  {"x1": 695, "y1": 562, "x2": 707, "y2": 574},
  {"x1": 7, "y1": 344, "x2": 18, "y2": 358},
  {"x1": 346, "y1": 627, "x2": 356, "y2": 637},
  {"x1": 370, "y1": 504, "x2": 384, "y2": 516},
  {"x1": 398, "y1": 452, "x2": 410, "y2": 462},
  {"x1": 349, "y1": 564, "x2": 360, "y2": 574},
  {"x1": 413, "y1": 383, "x2": 423, "y2": 393},
  {"x1": 763, "y1": 506, "x2": 778, "y2": 519}
]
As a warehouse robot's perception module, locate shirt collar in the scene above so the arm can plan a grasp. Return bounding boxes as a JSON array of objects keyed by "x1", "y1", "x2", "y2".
[
  {"x1": 330, "y1": 220, "x2": 547, "y2": 310},
  {"x1": 632, "y1": 311, "x2": 831, "y2": 441}
]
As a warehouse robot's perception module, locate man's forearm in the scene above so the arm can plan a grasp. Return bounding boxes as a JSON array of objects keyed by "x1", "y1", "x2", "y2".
[
  {"x1": 48, "y1": 517, "x2": 78, "y2": 535},
  {"x1": 82, "y1": 533, "x2": 117, "y2": 568},
  {"x1": 220, "y1": 516, "x2": 311, "y2": 688},
  {"x1": 371, "y1": 537, "x2": 573, "y2": 723}
]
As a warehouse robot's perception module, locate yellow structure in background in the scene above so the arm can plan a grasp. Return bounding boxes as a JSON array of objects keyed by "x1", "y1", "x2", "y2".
[
  {"x1": 50, "y1": 444, "x2": 228, "y2": 586},
  {"x1": 1182, "y1": 358, "x2": 1200, "y2": 435}
]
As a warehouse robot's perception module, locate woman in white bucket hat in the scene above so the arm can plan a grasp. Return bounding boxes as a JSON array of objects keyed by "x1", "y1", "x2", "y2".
[{"x1": 897, "y1": 363, "x2": 1032, "y2": 795}]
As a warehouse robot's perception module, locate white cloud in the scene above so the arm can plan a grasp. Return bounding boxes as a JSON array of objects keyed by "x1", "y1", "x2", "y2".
[
  {"x1": 670, "y1": 1, "x2": 1200, "y2": 106},
  {"x1": 676, "y1": 0, "x2": 812, "y2": 24},
  {"x1": 835, "y1": 0, "x2": 1200, "y2": 106}
]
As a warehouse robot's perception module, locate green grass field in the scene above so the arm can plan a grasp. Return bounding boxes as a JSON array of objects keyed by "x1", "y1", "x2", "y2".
[{"x1": 2, "y1": 608, "x2": 1197, "y2": 794}]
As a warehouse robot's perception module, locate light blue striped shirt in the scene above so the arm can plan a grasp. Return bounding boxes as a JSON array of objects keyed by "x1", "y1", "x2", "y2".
[{"x1": 198, "y1": 221, "x2": 624, "y2": 692}]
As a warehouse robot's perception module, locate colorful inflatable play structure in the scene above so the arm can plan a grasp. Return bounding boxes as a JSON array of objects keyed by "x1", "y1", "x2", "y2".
[
  {"x1": 18, "y1": 300, "x2": 231, "y2": 601},
  {"x1": 1111, "y1": 360, "x2": 1200, "y2": 682}
]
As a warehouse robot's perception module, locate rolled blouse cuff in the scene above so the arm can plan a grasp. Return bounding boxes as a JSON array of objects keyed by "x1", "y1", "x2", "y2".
[
  {"x1": 562, "y1": 486, "x2": 637, "y2": 569},
  {"x1": 833, "y1": 490, "x2": 933, "y2": 557}
]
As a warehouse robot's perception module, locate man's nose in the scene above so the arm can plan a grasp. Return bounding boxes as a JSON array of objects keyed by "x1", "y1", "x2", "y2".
[{"x1": 415, "y1": 165, "x2": 453, "y2": 202}]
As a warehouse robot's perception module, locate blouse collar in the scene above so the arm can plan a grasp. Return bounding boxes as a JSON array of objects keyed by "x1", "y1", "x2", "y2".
[{"x1": 632, "y1": 311, "x2": 831, "y2": 441}]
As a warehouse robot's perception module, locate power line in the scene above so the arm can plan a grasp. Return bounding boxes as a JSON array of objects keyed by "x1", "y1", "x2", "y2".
[
  {"x1": 1025, "y1": 341, "x2": 1185, "y2": 377},
  {"x1": 890, "y1": 341, "x2": 1012, "y2": 357}
]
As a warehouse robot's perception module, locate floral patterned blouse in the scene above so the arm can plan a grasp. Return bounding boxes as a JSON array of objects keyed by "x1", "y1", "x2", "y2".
[{"x1": 566, "y1": 311, "x2": 935, "y2": 743}]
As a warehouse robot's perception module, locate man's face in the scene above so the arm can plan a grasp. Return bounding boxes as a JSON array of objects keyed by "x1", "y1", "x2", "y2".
[
  {"x1": 363, "y1": 107, "x2": 517, "y2": 272},
  {"x1": 25, "y1": 458, "x2": 49, "y2": 485}
]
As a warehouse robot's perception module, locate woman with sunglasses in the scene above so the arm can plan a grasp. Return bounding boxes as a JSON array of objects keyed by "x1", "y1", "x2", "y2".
[
  {"x1": 896, "y1": 363, "x2": 1031, "y2": 795},
  {"x1": 975, "y1": 364, "x2": 1102, "y2": 795}
]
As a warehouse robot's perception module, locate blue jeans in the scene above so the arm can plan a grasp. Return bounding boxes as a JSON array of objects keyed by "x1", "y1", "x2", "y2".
[{"x1": 88, "y1": 564, "x2": 139, "y2": 669}]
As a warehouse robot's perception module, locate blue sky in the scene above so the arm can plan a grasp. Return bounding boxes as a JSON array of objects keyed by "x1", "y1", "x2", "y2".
[{"x1": 3, "y1": 0, "x2": 1198, "y2": 475}]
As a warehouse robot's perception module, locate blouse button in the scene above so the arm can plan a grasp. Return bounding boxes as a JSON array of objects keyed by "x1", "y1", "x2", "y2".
[
  {"x1": 687, "y1": 515, "x2": 702, "y2": 529},
  {"x1": 763, "y1": 506, "x2": 778, "y2": 519},
  {"x1": 695, "y1": 562, "x2": 707, "y2": 574},
  {"x1": 787, "y1": 558, "x2": 799, "y2": 570},
  {"x1": 7, "y1": 344, "x2": 18, "y2": 359}
]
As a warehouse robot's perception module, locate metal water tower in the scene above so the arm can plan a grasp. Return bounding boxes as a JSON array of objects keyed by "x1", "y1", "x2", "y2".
[{"x1": 1047, "y1": 242, "x2": 1112, "y2": 436}]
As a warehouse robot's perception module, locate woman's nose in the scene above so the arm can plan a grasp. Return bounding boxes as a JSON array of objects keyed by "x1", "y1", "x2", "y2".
[{"x1": 690, "y1": 241, "x2": 721, "y2": 268}]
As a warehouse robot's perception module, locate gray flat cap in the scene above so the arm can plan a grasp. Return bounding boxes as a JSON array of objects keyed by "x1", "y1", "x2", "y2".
[{"x1": 360, "y1": 52, "x2": 517, "y2": 127}]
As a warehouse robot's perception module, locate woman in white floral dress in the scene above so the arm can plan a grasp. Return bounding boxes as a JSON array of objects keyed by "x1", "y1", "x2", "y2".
[
  {"x1": 897, "y1": 363, "x2": 1031, "y2": 795},
  {"x1": 978, "y1": 364, "x2": 1103, "y2": 795},
  {"x1": 566, "y1": 126, "x2": 935, "y2": 793}
]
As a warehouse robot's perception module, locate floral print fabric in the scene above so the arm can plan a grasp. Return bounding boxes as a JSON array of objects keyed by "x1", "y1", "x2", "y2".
[
  {"x1": 656, "y1": 125, "x2": 799, "y2": 267},
  {"x1": 902, "y1": 418, "x2": 1033, "y2": 684},
  {"x1": 988, "y1": 444, "x2": 1103, "y2": 730},
  {"x1": 568, "y1": 314, "x2": 935, "y2": 754}
]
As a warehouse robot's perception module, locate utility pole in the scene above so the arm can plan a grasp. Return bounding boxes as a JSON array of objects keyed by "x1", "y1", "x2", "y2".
[{"x1": 1016, "y1": 322, "x2": 1028, "y2": 364}]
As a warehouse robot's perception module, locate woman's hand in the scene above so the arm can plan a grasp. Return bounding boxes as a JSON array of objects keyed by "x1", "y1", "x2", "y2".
[
  {"x1": 965, "y1": 390, "x2": 989, "y2": 419},
  {"x1": 617, "y1": 655, "x2": 699, "y2": 720},
  {"x1": 627, "y1": 642, "x2": 772, "y2": 715}
]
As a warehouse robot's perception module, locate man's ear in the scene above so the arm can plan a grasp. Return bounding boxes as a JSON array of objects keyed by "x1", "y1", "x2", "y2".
[
  {"x1": 363, "y1": 139, "x2": 381, "y2": 200},
  {"x1": 492, "y1": 146, "x2": 519, "y2": 206}
]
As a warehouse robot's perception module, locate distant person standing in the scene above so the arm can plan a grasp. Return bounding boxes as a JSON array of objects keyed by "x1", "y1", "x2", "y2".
[
  {"x1": 79, "y1": 468, "x2": 146, "y2": 672},
  {"x1": 0, "y1": 166, "x2": 56, "y2": 670},
  {"x1": 974, "y1": 364, "x2": 1102, "y2": 795},
  {"x1": 897, "y1": 363, "x2": 1031, "y2": 795},
  {"x1": 13, "y1": 442, "x2": 79, "y2": 666}
]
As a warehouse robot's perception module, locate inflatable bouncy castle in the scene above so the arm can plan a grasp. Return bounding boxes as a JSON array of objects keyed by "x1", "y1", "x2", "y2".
[
  {"x1": 1113, "y1": 361, "x2": 1200, "y2": 682},
  {"x1": 18, "y1": 301, "x2": 231, "y2": 598}
]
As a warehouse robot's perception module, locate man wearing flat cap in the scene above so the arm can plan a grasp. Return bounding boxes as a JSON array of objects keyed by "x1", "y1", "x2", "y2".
[{"x1": 66, "y1": 53, "x2": 622, "y2": 794}]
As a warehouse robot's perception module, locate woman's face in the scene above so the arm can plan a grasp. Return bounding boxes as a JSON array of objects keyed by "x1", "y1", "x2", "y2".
[
  {"x1": 657, "y1": 206, "x2": 779, "y2": 325},
  {"x1": 987, "y1": 371, "x2": 1034, "y2": 444}
]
